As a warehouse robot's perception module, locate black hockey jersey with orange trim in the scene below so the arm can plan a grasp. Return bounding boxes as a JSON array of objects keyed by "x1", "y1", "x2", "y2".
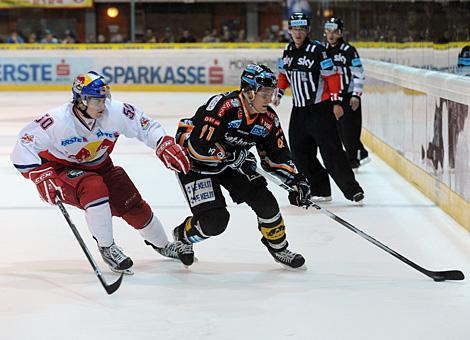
[{"x1": 176, "y1": 90, "x2": 297, "y2": 180}]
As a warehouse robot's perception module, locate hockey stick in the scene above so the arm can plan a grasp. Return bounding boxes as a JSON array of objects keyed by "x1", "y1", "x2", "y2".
[
  {"x1": 258, "y1": 168, "x2": 465, "y2": 282},
  {"x1": 55, "y1": 193, "x2": 123, "y2": 294}
]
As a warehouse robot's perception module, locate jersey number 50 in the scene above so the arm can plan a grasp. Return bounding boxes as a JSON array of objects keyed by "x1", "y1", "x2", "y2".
[{"x1": 35, "y1": 114, "x2": 54, "y2": 130}]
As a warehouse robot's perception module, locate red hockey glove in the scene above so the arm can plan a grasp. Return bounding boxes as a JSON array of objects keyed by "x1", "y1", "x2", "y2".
[
  {"x1": 29, "y1": 166, "x2": 65, "y2": 205},
  {"x1": 156, "y1": 135, "x2": 191, "y2": 174}
]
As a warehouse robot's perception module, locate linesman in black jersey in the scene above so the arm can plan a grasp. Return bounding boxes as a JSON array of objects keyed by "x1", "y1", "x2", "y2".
[
  {"x1": 324, "y1": 17, "x2": 369, "y2": 169},
  {"x1": 169, "y1": 64, "x2": 311, "y2": 269},
  {"x1": 274, "y1": 12, "x2": 364, "y2": 203}
]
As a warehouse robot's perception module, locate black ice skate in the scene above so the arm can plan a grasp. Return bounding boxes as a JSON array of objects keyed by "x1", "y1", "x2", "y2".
[
  {"x1": 351, "y1": 191, "x2": 364, "y2": 204},
  {"x1": 173, "y1": 217, "x2": 195, "y2": 267},
  {"x1": 96, "y1": 240, "x2": 134, "y2": 275},
  {"x1": 262, "y1": 238, "x2": 306, "y2": 269},
  {"x1": 144, "y1": 240, "x2": 179, "y2": 260}
]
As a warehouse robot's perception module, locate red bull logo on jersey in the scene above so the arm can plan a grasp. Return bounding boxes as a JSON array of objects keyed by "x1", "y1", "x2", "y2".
[{"x1": 70, "y1": 138, "x2": 114, "y2": 162}]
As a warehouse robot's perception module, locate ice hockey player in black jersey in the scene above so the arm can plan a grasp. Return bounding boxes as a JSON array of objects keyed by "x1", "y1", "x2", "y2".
[
  {"x1": 173, "y1": 64, "x2": 311, "y2": 269},
  {"x1": 324, "y1": 17, "x2": 369, "y2": 169}
]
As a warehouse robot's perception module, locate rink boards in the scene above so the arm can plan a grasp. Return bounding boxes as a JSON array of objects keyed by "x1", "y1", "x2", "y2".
[{"x1": 0, "y1": 46, "x2": 469, "y2": 231}]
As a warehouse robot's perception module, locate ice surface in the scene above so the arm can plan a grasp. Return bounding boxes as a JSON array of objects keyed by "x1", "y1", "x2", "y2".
[{"x1": 0, "y1": 92, "x2": 469, "y2": 340}]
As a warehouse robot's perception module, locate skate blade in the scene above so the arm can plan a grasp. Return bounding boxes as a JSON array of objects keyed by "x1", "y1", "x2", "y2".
[
  {"x1": 279, "y1": 263, "x2": 308, "y2": 271},
  {"x1": 360, "y1": 157, "x2": 371, "y2": 166},
  {"x1": 110, "y1": 267, "x2": 134, "y2": 275}
]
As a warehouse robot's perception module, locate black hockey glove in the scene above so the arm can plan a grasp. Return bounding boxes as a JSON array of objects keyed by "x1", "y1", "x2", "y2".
[
  {"x1": 226, "y1": 149, "x2": 257, "y2": 176},
  {"x1": 286, "y1": 174, "x2": 311, "y2": 208}
]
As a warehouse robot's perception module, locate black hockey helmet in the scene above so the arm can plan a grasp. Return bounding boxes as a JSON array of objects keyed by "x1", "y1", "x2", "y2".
[
  {"x1": 288, "y1": 12, "x2": 311, "y2": 30},
  {"x1": 324, "y1": 17, "x2": 344, "y2": 33},
  {"x1": 240, "y1": 64, "x2": 277, "y2": 93}
]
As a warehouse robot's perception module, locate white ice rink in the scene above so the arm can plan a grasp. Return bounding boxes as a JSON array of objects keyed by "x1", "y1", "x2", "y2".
[{"x1": 1, "y1": 92, "x2": 469, "y2": 340}]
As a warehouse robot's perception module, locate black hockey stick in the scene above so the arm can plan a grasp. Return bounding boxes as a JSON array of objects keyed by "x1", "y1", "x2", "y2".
[
  {"x1": 258, "y1": 168, "x2": 465, "y2": 282},
  {"x1": 55, "y1": 193, "x2": 123, "y2": 294}
]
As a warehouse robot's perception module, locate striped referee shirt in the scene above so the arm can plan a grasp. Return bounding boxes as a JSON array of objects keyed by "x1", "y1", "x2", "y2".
[
  {"x1": 278, "y1": 38, "x2": 341, "y2": 108},
  {"x1": 325, "y1": 38, "x2": 365, "y2": 97}
]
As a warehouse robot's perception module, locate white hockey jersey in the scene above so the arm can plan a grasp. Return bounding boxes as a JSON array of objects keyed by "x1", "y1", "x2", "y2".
[{"x1": 11, "y1": 99, "x2": 166, "y2": 178}]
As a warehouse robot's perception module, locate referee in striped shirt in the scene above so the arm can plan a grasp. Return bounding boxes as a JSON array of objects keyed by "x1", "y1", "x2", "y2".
[
  {"x1": 274, "y1": 12, "x2": 364, "y2": 203},
  {"x1": 324, "y1": 17, "x2": 369, "y2": 169}
]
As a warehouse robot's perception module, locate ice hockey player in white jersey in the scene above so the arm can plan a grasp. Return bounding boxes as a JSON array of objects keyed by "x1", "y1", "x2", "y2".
[{"x1": 10, "y1": 71, "x2": 192, "y2": 273}]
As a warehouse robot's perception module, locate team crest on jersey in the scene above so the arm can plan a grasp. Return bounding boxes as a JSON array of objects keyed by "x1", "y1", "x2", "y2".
[
  {"x1": 20, "y1": 133, "x2": 34, "y2": 144},
  {"x1": 140, "y1": 116, "x2": 151, "y2": 130}
]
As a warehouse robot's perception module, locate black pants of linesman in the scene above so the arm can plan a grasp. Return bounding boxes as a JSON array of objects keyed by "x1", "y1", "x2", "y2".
[
  {"x1": 288, "y1": 100, "x2": 363, "y2": 200},
  {"x1": 337, "y1": 93, "x2": 368, "y2": 166}
]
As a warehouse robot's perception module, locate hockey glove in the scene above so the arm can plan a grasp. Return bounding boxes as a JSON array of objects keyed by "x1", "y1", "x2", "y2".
[
  {"x1": 29, "y1": 166, "x2": 65, "y2": 205},
  {"x1": 286, "y1": 174, "x2": 311, "y2": 208},
  {"x1": 156, "y1": 135, "x2": 191, "y2": 174},
  {"x1": 226, "y1": 149, "x2": 257, "y2": 176}
]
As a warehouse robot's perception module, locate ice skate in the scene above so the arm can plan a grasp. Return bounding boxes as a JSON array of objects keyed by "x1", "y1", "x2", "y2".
[
  {"x1": 262, "y1": 239, "x2": 306, "y2": 270},
  {"x1": 173, "y1": 217, "x2": 195, "y2": 267},
  {"x1": 97, "y1": 240, "x2": 134, "y2": 275},
  {"x1": 309, "y1": 195, "x2": 332, "y2": 203},
  {"x1": 351, "y1": 191, "x2": 365, "y2": 205},
  {"x1": 144, "y1": 240, "x2": 179, "y2": 259}
]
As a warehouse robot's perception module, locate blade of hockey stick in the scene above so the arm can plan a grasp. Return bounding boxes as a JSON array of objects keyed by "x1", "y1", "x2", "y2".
[
  {"x1": 99, "y1": 271, "x2": 124, "y2": 294},
  {"x1": 258, "y1": 168, "x2": 465, "y2": 282},
  {"x1": 424, "y1": 270, "x2": 465, "y2": 282},
  {"x1": 56, "y1": 193, "x2": 124, "y2": 294}
]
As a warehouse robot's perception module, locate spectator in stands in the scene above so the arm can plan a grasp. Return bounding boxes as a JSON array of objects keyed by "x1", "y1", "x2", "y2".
[
  {"x1": 220, "y1": 25, "x2": 234, "y2": 42},
  {"x1": 202, "y1": 29, "x2": 219, "y2": 43},
  {"x1": 62, "y1": 30, "x2": 76, "y2": 44},
  {"x1": 161, "y1": 27, "x2": 175, "y2": 43},
  {"x1": 262, "y1": 27, "x2": 278, "y2": 42},
  {"x1": 86, "y1": 33, "x2": 97, "y2": 43},
  {"x1": 110, "y1": 32, "x2": 125, "y2": 43},
  {"x1": 41, "y1": 30, "x2": 59, "y2": 44},
  {"x1": 7, "y1": 31, "x2": 24, "y2": 44},
  {"x1": 236, "y1": 29, "x2": 246, "y2": 42},
  {"x1": 97, "y1": 34, "x2": 106, "y2": 43},
  {"x1": 143, "y1": 28, "x2": 157, "y2": 43},
  {"x1": 179, "y1": 29, "x2": 196, "y2": 43},
  {"x1": 28, "y1": 33, "x2": 38, "y2": 43}
]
